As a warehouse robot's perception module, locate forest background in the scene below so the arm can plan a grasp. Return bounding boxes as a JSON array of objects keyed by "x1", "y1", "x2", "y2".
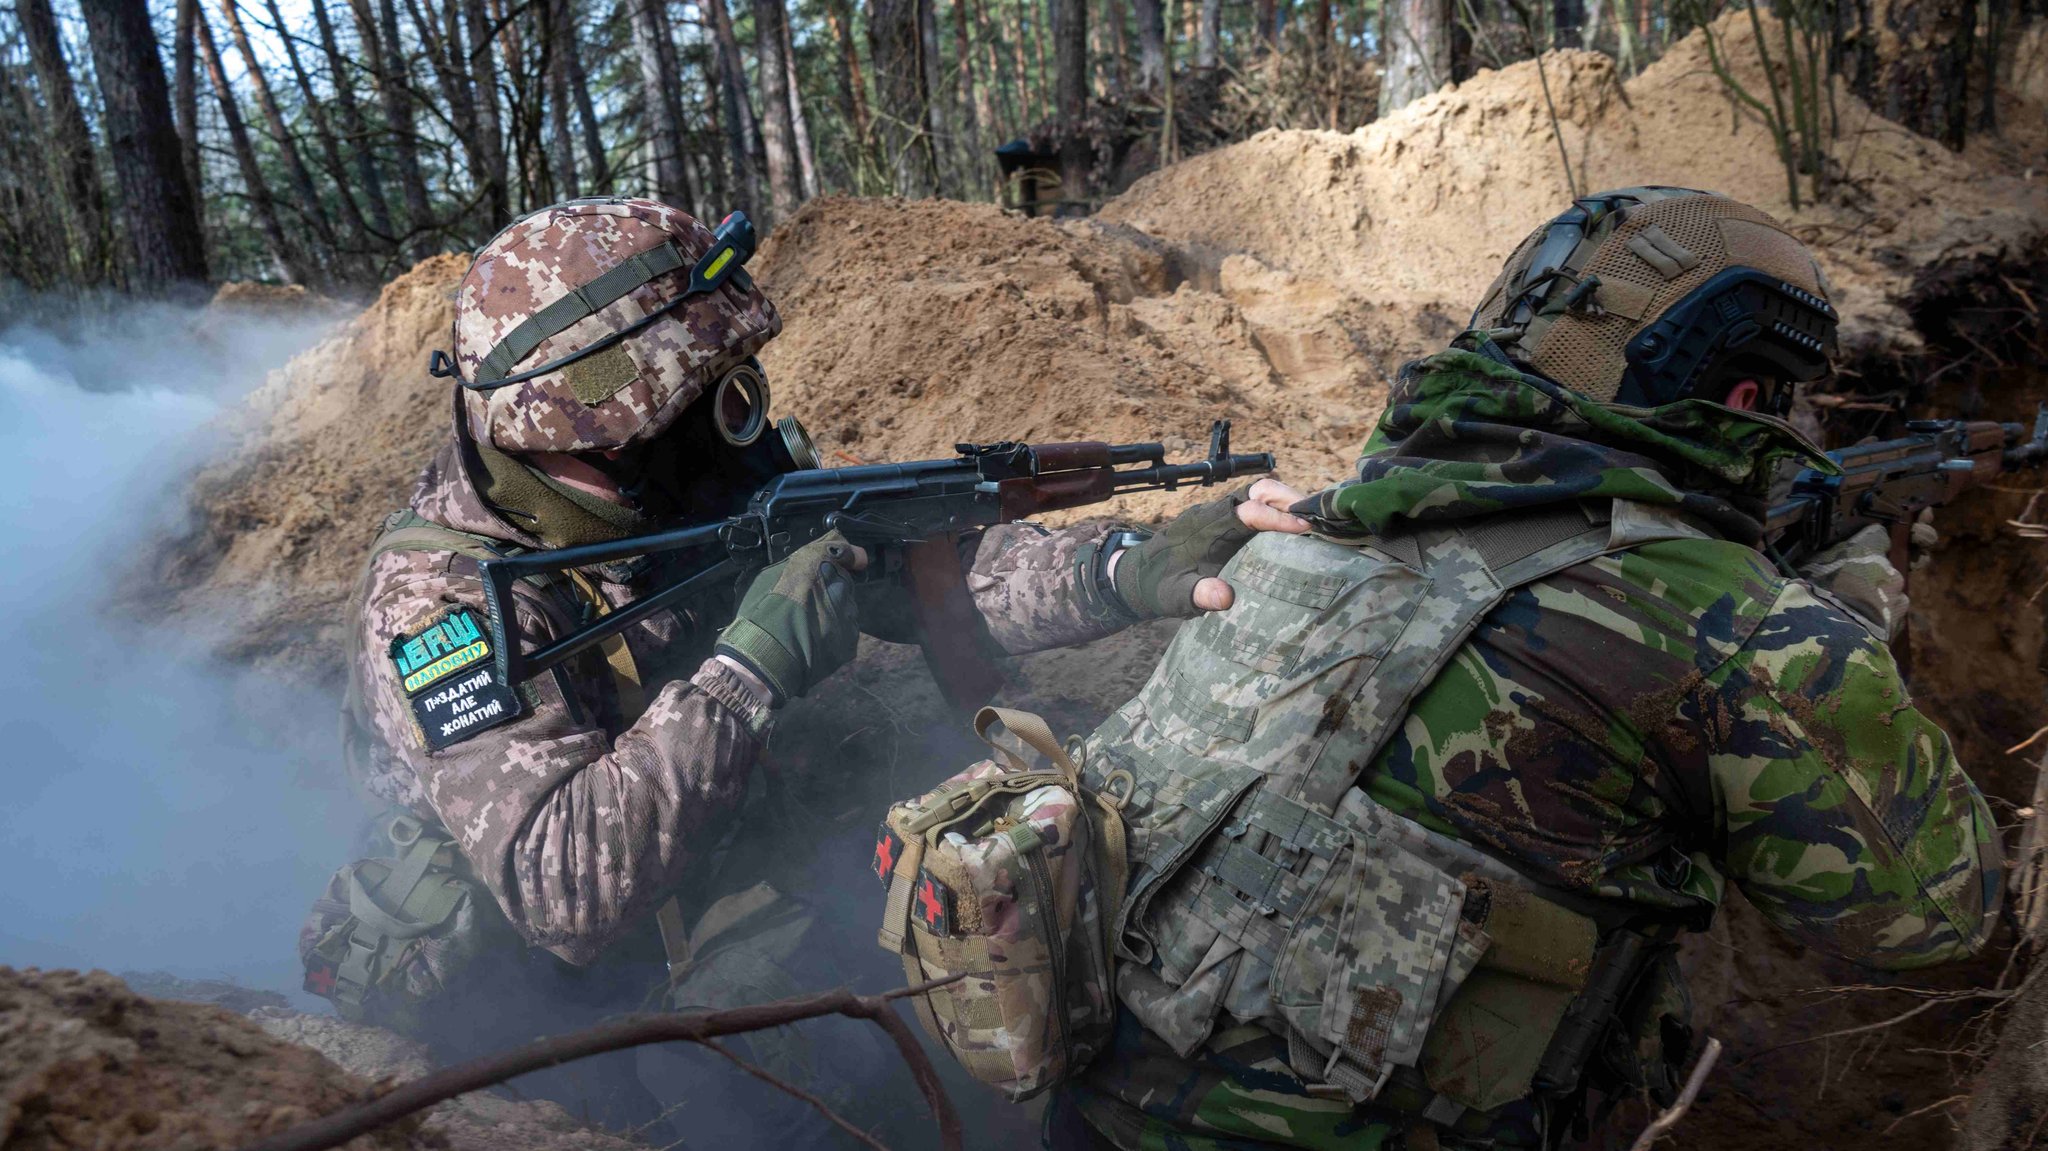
[{"x1": 2, "y1": 0, "x2": 2037, "y2": 295}]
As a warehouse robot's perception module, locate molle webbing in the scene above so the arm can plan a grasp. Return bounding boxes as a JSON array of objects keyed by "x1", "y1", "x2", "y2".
[
  {"x1": 1108, "y1": 497, "x2": 1715, "y2": 1111},
  {"x1": 1297, "y1": 500, "x2": 1614, "y2": 810},
  {"x1": 475, "y1": 240, "x2": 687, "y2": 385}
]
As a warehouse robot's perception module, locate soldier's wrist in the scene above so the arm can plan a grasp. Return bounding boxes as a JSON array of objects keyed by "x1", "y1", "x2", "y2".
[
  {"x1": 691, "y1": 657, "x2": 777, "y2": 738},
  {"x1": 1079, "y1": 529, "x2": 1150, "y2": 623}
]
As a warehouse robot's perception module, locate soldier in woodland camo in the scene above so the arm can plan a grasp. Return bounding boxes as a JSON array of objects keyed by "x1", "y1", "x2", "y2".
[
  {"x1": 306, "y1": 197, "x2": 1294, "y2": 1142},
  {"x1": 1050, "y1": 189, "x2": 2002, "y2": 1151}
]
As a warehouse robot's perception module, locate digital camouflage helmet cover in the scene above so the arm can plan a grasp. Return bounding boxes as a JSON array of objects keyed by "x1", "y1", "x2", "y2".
[{"x1": 435, "y1": 196, "x2": 782, "y2": 454}]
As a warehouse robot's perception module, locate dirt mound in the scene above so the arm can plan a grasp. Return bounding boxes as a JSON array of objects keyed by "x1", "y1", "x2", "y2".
[
  {"x1": 1101, "y1": 14, "x2": 2048, "y2": 364},
  {"x1": 250, "y1": 1010, "x2": 646, "y2": 1150},
  {"x1": 0, "y1": 966, "x2": 648, "y2": 1151},
  {"x1": 146, "y1": 254, "x2": 466, "y2": 686},
  {"x1": 0, "y1": 966, "x2": 426, "y2": 1149}
]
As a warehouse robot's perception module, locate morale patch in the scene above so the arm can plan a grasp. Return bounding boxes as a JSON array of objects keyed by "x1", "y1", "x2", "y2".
[
  {"x1": 410, "y1": 665, "x2": 522, "y2": 751},
  {"x1": 873, "y1": 825, "x2": 904, "y2": 884},
  {"x1": 389, "y1": 606, "x2": 493, "y2": 695},
  {"x1": 388, "y1": 606, "x2": 521, "y2": 750},
  {"x1": 914, "y1": 869, "x2": 954, "y2": 936}
]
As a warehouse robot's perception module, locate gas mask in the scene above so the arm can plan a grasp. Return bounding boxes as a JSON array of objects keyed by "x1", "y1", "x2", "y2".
[{"x1": 582, "y1": 358, "x2": 821, "y2": 521}]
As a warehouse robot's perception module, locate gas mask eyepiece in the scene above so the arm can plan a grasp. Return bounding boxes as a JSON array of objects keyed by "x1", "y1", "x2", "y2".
[{"x1": 709, "y1": 361, "x2": 771, "y2": 448}]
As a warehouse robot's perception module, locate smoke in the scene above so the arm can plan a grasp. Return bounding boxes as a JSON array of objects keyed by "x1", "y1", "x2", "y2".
[{"x1": 0, "y1": 297, "x2": 357, "y2": 1005}]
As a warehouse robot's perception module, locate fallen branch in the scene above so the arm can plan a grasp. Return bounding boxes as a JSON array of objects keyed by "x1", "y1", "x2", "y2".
[
  {"x1": 239, "y1": 976, "x2": 967, "y2": 1151},
  {"x1": 700, "y1": 1038, "x2": 892, "y2": 1151},
  {"x1": 1628, "y1": 1036, "x2": 1723, "y2": 1151}
]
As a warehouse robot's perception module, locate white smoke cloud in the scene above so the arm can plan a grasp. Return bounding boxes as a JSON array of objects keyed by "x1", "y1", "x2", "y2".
[{"x1": 0, "y1": 299, "x2": 357, "y2": 1005}]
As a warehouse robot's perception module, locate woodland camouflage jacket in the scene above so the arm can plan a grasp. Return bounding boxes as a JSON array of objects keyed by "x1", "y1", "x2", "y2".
[
  {"x1": 1068, "y1": 342, "x2": 2003, "y2": 1151},
  {"x1": 345, "y1": 434, "x2": 1132, "y2": 965},
  {"x1": 1313, "y1": 346, "x2": 2002, "y2": 965}
]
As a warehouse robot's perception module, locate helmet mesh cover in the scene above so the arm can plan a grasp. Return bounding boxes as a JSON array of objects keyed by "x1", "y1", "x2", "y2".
[{"x1": 1476, "y1": 190, "x2": 1830, "y2": 404}]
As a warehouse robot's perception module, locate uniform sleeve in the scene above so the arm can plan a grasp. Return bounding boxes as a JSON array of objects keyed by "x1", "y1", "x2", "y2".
[
  {"x1": 962, "y1": 521, "x2": 1135, "y2": 654},
  {"x1": 357, "y1": 560, "x2": 773, "y2": 966},
  {"x1": 1705, "y1": 579, "x2": 2002, "y2": 969}
]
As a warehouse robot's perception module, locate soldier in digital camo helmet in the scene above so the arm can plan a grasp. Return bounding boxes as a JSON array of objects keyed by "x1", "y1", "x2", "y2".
[
  {"x1": 1047, "y1": 188, "x2": 2002, "y2": 1150},
  {"x1": 297, "y1": 196, "x2": 1302, "y2": 1139}
]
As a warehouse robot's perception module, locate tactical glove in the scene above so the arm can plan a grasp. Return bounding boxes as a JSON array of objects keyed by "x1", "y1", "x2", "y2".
[
  {"x1": 715, "y1": 532, "x2": 863, "y2": 704},
  {"x1": 1111, "y1": 487, "x2": 1258, "y2": 619},
  {"x1": 1797, "y1": 523, "x2": 1909, "y2": 642}
]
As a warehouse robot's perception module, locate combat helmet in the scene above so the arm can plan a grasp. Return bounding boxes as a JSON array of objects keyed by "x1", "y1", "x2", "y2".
[
  {"x1": 1469, "y1": 187, "x2": 1837, "y2": 410},
  {"x1": 431, "y1": 196, "x2": 782, "y2": 454}
]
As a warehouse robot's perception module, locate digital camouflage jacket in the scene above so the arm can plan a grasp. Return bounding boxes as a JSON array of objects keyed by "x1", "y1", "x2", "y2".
[
  {"x1": 1068, "y1": 343, "x2": 2002, "y2": 1150},
  {"x1": 343, "y1": 433, "x2": 1133, "y2": 966}
]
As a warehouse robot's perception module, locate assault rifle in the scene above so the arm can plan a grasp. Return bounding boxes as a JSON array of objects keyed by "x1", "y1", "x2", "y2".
[
  {"x1": 1764, "y1": 405, "x2": 2048, "y2": 569},
  {"x1": 476, "y1": 420, "x2": 1275, "y2": 706}
]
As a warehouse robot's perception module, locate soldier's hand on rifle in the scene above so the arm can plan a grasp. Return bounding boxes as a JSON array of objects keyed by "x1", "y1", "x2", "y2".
[
  {"x1": 715, "y1": 532, "x2": 867, "y2": 705},
  {"x1": 1112, "y1": 478, "x2": 1311, "y2": 617}
]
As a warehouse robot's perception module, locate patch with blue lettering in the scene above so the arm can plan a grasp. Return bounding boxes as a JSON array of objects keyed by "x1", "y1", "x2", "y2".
[{"x1": 388, "y1": 606, "x2": 521, "y2": 750}]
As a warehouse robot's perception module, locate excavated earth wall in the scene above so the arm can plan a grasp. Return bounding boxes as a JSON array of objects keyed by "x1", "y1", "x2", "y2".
[{"x1": 81, "y1": 12, "x2": 2048, "y2": 1150}]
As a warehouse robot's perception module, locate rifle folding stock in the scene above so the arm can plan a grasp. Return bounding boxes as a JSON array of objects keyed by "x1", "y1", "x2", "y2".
[{"x1": 478, "y1": 419, "x2": 1277, "y2": 693}]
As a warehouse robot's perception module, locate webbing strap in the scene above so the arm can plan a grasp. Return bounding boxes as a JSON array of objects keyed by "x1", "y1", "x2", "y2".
[
  {"x1": 567, "y1": 569, "x2": 646, "y2": 723},
  {"x1": 476, "y1": 241, "x2": 688, "y2": 384},
  {"x1": 1297, "y1": 505, "x2": 1620, "y2": 811}
]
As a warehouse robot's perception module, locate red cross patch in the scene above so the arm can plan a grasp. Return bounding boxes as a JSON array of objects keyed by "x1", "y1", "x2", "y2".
[
  {"x1": 872, "y1": 825, "x2": 903, "y2": 884},
  {"x1": 914, "y1": 869, "x2": 954, "y2": 936},
  {"x1": 303, "y1": 958, "x2": 339, "y2": 998}
]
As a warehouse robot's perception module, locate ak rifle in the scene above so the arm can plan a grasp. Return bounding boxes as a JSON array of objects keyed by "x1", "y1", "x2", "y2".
[
  {"x1": 1766, "y1": 406, "x2": 2048, "y2": 569},
  {"x1": 476, "y1": 420, "x2": 1275, "y2": 705}
]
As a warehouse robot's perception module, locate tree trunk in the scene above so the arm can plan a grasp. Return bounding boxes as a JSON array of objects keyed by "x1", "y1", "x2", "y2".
[
  {"x1": 629, "y1": 0, "x2": 684, "y2": 206},
  {"x1": 754, "y1": 0, "x2": 803, "y2": 221},
  {"x1": 784, "y1": 16, "x2": 821, "y2": 198},
  {"x1": 1030, "y1": 0, "x2": 1050, "y2": 118},
  {"x1": 21, "y1": 0, "x2": 111, "y2": 283},
  {"x1": 260, "y1": 0, "x2": 370, "y2": 258},
  {"x1": 197, "y1": 2, "x2": 313, "y2": 281},
  {"x1": 1102, "y1": 0, "x2": 1127, "y2": 95},
  {"x1": 1196, "y1": 0, "x2": 1217, "y2": 65},
  {"x1": 461, "y1": 0, "x2": 510, "y2": 217},
  {"x1": 563, "y1": 10, "x2": 608, "y2": 188},
  {"x1": 1378, "y1": 0, "x2": 1450, "y2": 114},
  {"x1": 545, "y1": 0, "x2": 578, "y2": 198},
  {"x1": 349, "y1": 0, "x2": 435, "y2": 255},
  {"x1": 919, "y1": 0, "x2": 954, "y2": 193},
  {"x1": 1014, "y1": 0, "x2": 1038, "y2": 122},
  {"x1": 313, "y1": 0, "x2": 396, "y2": 245},
  {"x1": 221, "y1": 0, "x2": 338, "y2": 259},
  {"x1": 973, "y1": 0, "x2": 1017, "y2": 137},
  {"x1": 824, "y1": 0, "x2": 873, "y2": 140},
  {"x1": 952, "y1": 0, "x2": 988, "y2": 192},
  {"x1": 1865, "y1": 0, "x2": 1975, "y2": 149},
  {"x1": 707, "y1": 0, "x2": 763, "y2": 214},
  {"x1": 824, "y1": 0, "x2": 875, "y2": 181},
  {"x1": 1252, "y1": 0, "x2": 1274, "y2": 51},
  {"x1": 868, "y1": 0, "x2": 938, "y2": 194},
  {"x1": 1053, "y1": 0, "x2": 1088, "y2": 205},
  {"x1": 1132, "y1": 0, "x2": 1165, "y2": 88},
  {"x1": 78, "y1": 0, "x2": 209, "y2": 290},
  {"x1": 172, "y1": 0, "x2": 202, "y2": 205}
]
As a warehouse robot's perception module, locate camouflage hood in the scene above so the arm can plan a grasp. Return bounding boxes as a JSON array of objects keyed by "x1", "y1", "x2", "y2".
[{"x1": 1305, "y1": 338, "x2": 1836, "y2": 546}]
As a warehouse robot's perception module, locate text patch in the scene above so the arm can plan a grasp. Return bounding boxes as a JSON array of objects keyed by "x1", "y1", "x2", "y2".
[{"x1": 411, "y1": 664, "x2": 522, "y2": 751}]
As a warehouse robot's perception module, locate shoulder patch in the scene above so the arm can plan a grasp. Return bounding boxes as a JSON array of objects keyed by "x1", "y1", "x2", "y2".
[{"x1": 387, "y1": 605, "x2": 521, "y2": 750}]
